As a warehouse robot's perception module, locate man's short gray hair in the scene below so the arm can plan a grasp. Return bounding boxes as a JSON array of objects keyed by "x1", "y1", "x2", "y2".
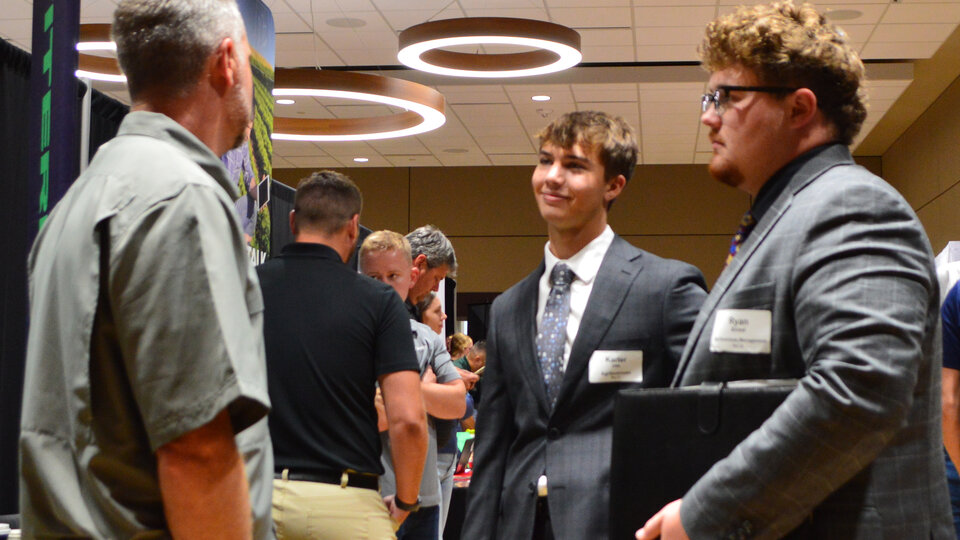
[
  {"x1": 407, "y1": 225, "x2": 457, "y2": 276},
  {"x1": 112, "y1": 0, "x2": 246, "y2": 100}
]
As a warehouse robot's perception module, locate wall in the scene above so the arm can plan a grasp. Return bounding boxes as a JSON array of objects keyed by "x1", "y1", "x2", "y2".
[
  {"x1": 273, "y1": 164, "x2": 749, "y2": 292},
  {"x1": 883, "y1": 71, "x2": 960, "y2": 255}
]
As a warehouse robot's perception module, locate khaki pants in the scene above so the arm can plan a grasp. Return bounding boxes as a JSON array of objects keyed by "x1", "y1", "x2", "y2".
[{"x1": 273, "y1": 472, "x2": 397, "y2": 540}]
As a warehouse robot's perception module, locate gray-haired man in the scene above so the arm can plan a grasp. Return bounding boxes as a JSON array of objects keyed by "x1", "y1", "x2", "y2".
[
  {"x1": 405, "y1": 225, "x2": 457, "y2": 319},
  {"x1": 20, "y1": 1, "x2": 272, "y2": 538}
]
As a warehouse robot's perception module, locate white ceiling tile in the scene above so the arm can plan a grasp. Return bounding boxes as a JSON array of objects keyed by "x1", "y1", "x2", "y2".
[
  {"x1": 635, "y1": 44, "x2": 700, "y2": 62},
  {"x1": 882, "y1": 3, "x2": 960, "y2": 23},
  {"x1": 578, "y1": 28, "x2": 635, "y2": 47},
  {"x1": 285, "y1": 155, "x2": 350, "y2": 168},
  {"x1": 437, "y1": 153, "x2": 493, "y2": 166},
  {"x1": 368, "y1": 138, "x2": 431, "y2": 154},
  {"x1": 461, "y1": 8, "x2": 550, "y2": 20},
  {"x1": 870, "y1": 22, "x2": 956, "y2": 42},
  {"x1": 381, "y1": 10, "x2": 444, "y2": 31},
  {"x1": 833, "y1": 24, "x2": 876, "y2": 43},
  {"x1": 863, "y1": 83, "x2": 909, "y2": 100},
  {"x1": 437, "y1": 85, "x2": 510, "y2": 104},
  {"x1": 273, "y1": 140, "x2": 328, "y2": 157},
  {"x1": 277, "y1": 32, "x2": 317, "y2": 50},
  {"x1": 385, "y1": 155, "x2": 442, "y2": 167},
  {"x1": 459, "y1": 0, "x2": 543, "y2": 8},
  {"x1": 861, "y1": 40, "x2": 943, "y2": 58},
  {"x1": 576, "y1": 101, "x2": 638, "y2": 120},
  {"x1": 693, "y1": 152, "x2": 713, "y2": 164},
  {"x1": 821, "y1": 4, "x2": 888, "y2": 25},
  {"x1": 314, "y1": 11, "x2": 393, "y2": 32},
  {"x1": 633, "y1": 0, "x2": 713, "y2": 5},
  {"x1": 332, "y1": 0, "x2": 378, "y2": 12},
  {"x1": 550, "y1": 7, "x2": 632, "y2": 28},
  {"x1": 453, "y1": 104, "x2": 523, "y2": 127},
  {"x1": 635, "y1": 26, "x2": 705, "y2": 46},
  {"x1": 642, "y1": 133, "x2": 697, "y2": 145},
  {"x1": 0, "y1": 19, "x2": 31, "y2": 41},
  {"x1": 337, "y1": 48, "x2": 399, "y2": 65},
  {"x1": 81, "y1": 0, "x2": 118, "y2": 18},
  {"x1": 274, "y1": 12, "x2": 313, "y2": 33},
  {"x1": 634, "y1": 6, "x2": 717, "y2": 27},
  {"x1": 506, "y1": 84, "x2": 576, "y2": 104},
  {"x1": 271, "y1": 156, "x2": 297, "y2": 169},
  {"x1": 4, "y1": 0, "x2": 32, "y2": 19},
  {"x1": 572, "y1": 83, "x2": 638, "y2": 102},
  {"x1": 582, "y1": 46, "x2": 636, "y2": 63},
  {"x1": 319, "y1": 31, "x2": 366, "y2": 49},
  {"x1": 321, "y1": 141, "x2": 378, "y2": 156},
  {"x1": 641, "y1": 101, "x2": 699, "y2": 116},
  {"x1": 489, "y1": 154, "x2": 539, "y2": 166},
  {"x1": 373, "y1": 0, "x2": 452, "y2": 10},
  {"x1": 644, "y1": 152, "x2": 694, "y2": 164}
]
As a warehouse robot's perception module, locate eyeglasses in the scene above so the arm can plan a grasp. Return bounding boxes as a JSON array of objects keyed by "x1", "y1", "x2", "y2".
[{"x1": 700, "y1": 85, "x2": 798, "y2": 116}]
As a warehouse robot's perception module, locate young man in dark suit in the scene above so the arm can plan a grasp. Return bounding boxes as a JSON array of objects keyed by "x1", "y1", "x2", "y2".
[
  {"x1": 638, "y1": 3, "x2": 953, "y2": 539},
  {"x1": 464, "y1": 110, "x2": 707, "y2": 540}
]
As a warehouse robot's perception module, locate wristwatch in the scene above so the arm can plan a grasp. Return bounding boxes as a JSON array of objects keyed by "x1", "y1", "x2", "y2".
[{"x1": 395, "y1": 495, "x2": 421, "y2": 512}]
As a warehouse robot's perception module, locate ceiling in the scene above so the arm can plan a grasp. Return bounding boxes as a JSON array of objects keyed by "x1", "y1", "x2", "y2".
[{"x1": 2, "y1": 0, "x2": 959, "y2": 168}]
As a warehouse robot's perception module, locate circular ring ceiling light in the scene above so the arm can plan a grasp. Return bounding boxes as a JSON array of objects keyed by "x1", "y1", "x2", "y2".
[
  {"x1": 76, "y1": 24, "x2": 126, "y2": 82},
  {"x1": 272, "y1": 68, "x2": 446, "y2": 142},
  {"x1": 398, "y1": 17, "x2": 581, "y2": 78}
]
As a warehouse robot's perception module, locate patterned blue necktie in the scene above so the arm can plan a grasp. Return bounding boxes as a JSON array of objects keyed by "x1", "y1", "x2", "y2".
[{"x1": 537, "y1": 263, "x2": 574, "y2": 408}]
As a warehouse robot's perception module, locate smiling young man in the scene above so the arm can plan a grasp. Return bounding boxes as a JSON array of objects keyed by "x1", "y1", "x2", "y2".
[
  {"x1": 463, "y1": 111, "x2": 707, "y2": 540},
  {"x1": 637, "y1": 3, "x2": 953, "y2": 539}
]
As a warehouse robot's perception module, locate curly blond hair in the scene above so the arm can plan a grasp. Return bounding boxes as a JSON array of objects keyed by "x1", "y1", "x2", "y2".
[{"x1": 700, "y1": 1, "x2": 867, "y2": 145}]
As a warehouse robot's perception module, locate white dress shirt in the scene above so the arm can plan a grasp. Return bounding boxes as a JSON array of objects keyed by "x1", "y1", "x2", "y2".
[{"x1": 536, "y1": 226, "x2": 615, "y2": 371}]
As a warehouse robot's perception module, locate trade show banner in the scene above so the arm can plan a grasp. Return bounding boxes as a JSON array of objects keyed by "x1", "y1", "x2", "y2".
[
  {"x1": 28, "y1": 0, "x2": 79, "y2": 241},
  {"x1": 224, "y1": 0, "x2": 275, "y2": 263}
]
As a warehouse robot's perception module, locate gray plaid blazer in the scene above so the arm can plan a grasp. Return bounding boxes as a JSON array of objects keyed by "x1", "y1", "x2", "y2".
[{"x1": 674, "y1": 144, "x2": 954, "y2": 539}]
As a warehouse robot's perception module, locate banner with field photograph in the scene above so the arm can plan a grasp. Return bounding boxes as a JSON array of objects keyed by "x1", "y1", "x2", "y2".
[{"x1": 224, "y1": 0, "x2": 275, "y2": 263}]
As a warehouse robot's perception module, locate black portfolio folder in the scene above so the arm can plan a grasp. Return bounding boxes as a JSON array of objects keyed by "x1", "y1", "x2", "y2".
[{"x1": 610, "y1": 380, "x2": 796, "y2": 539}]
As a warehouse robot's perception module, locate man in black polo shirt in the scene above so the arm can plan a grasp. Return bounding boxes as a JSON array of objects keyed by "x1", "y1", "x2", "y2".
[{"x1": 258, "y1": 171, "x2": 428, "y2": 539}]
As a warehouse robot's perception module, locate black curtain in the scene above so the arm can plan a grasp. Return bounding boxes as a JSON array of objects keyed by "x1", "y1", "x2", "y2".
[
  {"x1": 0, "y1": 39, "x2": 127, "y2": 514},
  {"x1": 268, "y1": 181, "x2": 295, "y2": 258},
  {"x1": 0, "y1": 38, "x2": 32, "y2": 515}
]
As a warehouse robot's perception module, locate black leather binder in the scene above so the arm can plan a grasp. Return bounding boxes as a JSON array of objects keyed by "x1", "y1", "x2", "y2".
[{"x1": 609, "y1": 380, "x2": 796, "y2": 539}]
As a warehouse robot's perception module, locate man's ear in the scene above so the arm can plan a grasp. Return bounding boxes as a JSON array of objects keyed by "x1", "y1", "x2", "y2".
[
  {"x1": 288, "y1": 210, "x2": 297, "y2": 237},
  {"x1": 413, "y1": 253, "x2": 428, "y2": 270},
  {"x1": 789, "y1": 88, "x2": 819, "y2": 128},
  {"x1": 210, "y1": 37, "x2": 237, "y2": 94},
  {"x1": 604, "y1": 174, "x2": 627, "y2": 204},
  {"x1": 346, "y1": 214, "x2": 360, "y2": 243},
  {"x1": 409, "y1": 264, "x2": 421, "y2": 287}
]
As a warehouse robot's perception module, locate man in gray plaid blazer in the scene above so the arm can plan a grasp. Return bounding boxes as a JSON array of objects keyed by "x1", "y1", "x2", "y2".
[{"x1": 638, "y1": 3, "x2": 954, "y2": 539}]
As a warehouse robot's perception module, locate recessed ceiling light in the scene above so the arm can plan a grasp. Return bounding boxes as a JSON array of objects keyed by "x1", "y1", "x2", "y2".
[
  {"x1": 443, "y1": 148, "x2": 468, "y2": 154},
  {"x1": 276, "y1": 99, "x2": 295, "y2": 105},
  {"x1": 327, "y1": 17, "x2": 366, "y2": 28},
  {"x1": 354, "y1": 157, "x2": 369, "y2": 163},
  {"x1": 531, "y1": 95, "x2": 551, "y2": 102},
  {"x1": 825, "y1": 9, "x2": 862, "y2": 21}
]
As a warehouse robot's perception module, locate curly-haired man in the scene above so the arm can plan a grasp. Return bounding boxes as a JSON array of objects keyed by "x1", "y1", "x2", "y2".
[{"x1": 638, "y1": 2, "x2": 953, "y2": 539}]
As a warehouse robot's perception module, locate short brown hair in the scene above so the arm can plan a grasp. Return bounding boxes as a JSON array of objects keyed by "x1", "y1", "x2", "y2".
[
  {"x1": 293, "y1": 171, "x2": 362, "y2": 235},
  {"x1": 358, "y1": 230, "x2": 411, "y2": 269},
  {"x1": 536, "y1": 111, "x2": 638, "y2": 182},
  {"x1": 700, "y1": 1, "x2": 867, "y2": 145}
]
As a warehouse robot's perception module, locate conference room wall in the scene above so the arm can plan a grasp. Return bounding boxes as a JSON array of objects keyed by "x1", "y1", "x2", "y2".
[
  {"x1": 884, "y1": 70, "x2": 960, "y2": 255},
  {"x1": 274, "y1": 157, "x2": 884, "y2": 292}
]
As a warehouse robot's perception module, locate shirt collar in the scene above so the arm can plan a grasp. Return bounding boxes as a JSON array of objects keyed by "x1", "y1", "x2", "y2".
[
  {"x1": 280, "y1": 242, "x2": 343, "y2": 262},
  {"x1": 751, "y1": 142, "x2": 838, "y2": 223},
  {"x1": 543, "y1": 225, "x2": 615, "y2": 285},
  {"x1": 117, "y1": 111, "x2": 238, "y2": 201}
]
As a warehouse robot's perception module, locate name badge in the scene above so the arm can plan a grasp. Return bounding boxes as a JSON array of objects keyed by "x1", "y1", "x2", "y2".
[
  {"x1": 710, "y1": 309, "x2": 772, "y2": 354},
  {"x1": 588, "y1": 350, "x2": 644, "y2": 383}
]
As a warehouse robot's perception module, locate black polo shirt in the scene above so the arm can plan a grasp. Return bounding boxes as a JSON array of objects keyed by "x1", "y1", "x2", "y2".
[{"x1": 257, "y1": 242, "x2": 419, "y2": 475}]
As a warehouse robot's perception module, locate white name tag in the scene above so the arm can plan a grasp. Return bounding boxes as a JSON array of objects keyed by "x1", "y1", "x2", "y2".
[
  {"x1": 710, "y1": 309, "x2": 772, "y2": 354},
  {"x1": 588, "y1": 350, "x2": 644, "y2": 383}
]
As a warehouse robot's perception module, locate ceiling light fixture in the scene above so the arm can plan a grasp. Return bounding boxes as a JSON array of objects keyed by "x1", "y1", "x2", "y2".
[
  {"x1": 531, "y1": 95, "x2": 551, "y2": 102},
  {"x1": 353, "y1": 157, "x2": 369, "y2": 162},
  {"x1": 276, "y1": 99, "x2": 296, "y2": 105},
  {"x1": 398, "y1": 17, "x2": 581, "y2": 78},
  {"x1": 272, "y1": 68, "x2": 446, "y2": 142},
  {"x1": 76, "y1": 24, "x2": 126, "y2": 82}
]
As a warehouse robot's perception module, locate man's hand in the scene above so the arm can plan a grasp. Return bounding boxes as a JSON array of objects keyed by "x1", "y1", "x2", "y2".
[
  {"x1": 456, "y1": 367, "x2": 479, "y2": 390},
  {"x1": 636, "y1": 499, "x2": 689, "y2": 540},
  {"x1": 383, "y1": 494, "x2": 411, "y2": 526}
]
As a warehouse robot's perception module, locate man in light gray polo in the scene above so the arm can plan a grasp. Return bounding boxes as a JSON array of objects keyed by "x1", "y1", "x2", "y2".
[{"x1": 20, "y1": 1, "x2": 273, "y2": 538}]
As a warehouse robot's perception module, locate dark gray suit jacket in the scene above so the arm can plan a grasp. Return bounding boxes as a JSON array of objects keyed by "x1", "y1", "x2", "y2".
[
  {"x1": 464, "y1": 235, "x2": 707, "y2": 540},
  {"x1": 674, "y1": 144, "x2": 954, "y2": 539}
]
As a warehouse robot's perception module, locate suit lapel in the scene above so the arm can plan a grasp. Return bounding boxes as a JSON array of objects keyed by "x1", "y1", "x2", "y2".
[
  {"x1": 512, "y1": 261, "x2": 553, "y2": 416},
  {"x1": 556, "y1": 236, "x2": 642, "y2": 408},
  {"x1": 672, "y1": 144, "x2": 855, "y2": 384}
]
